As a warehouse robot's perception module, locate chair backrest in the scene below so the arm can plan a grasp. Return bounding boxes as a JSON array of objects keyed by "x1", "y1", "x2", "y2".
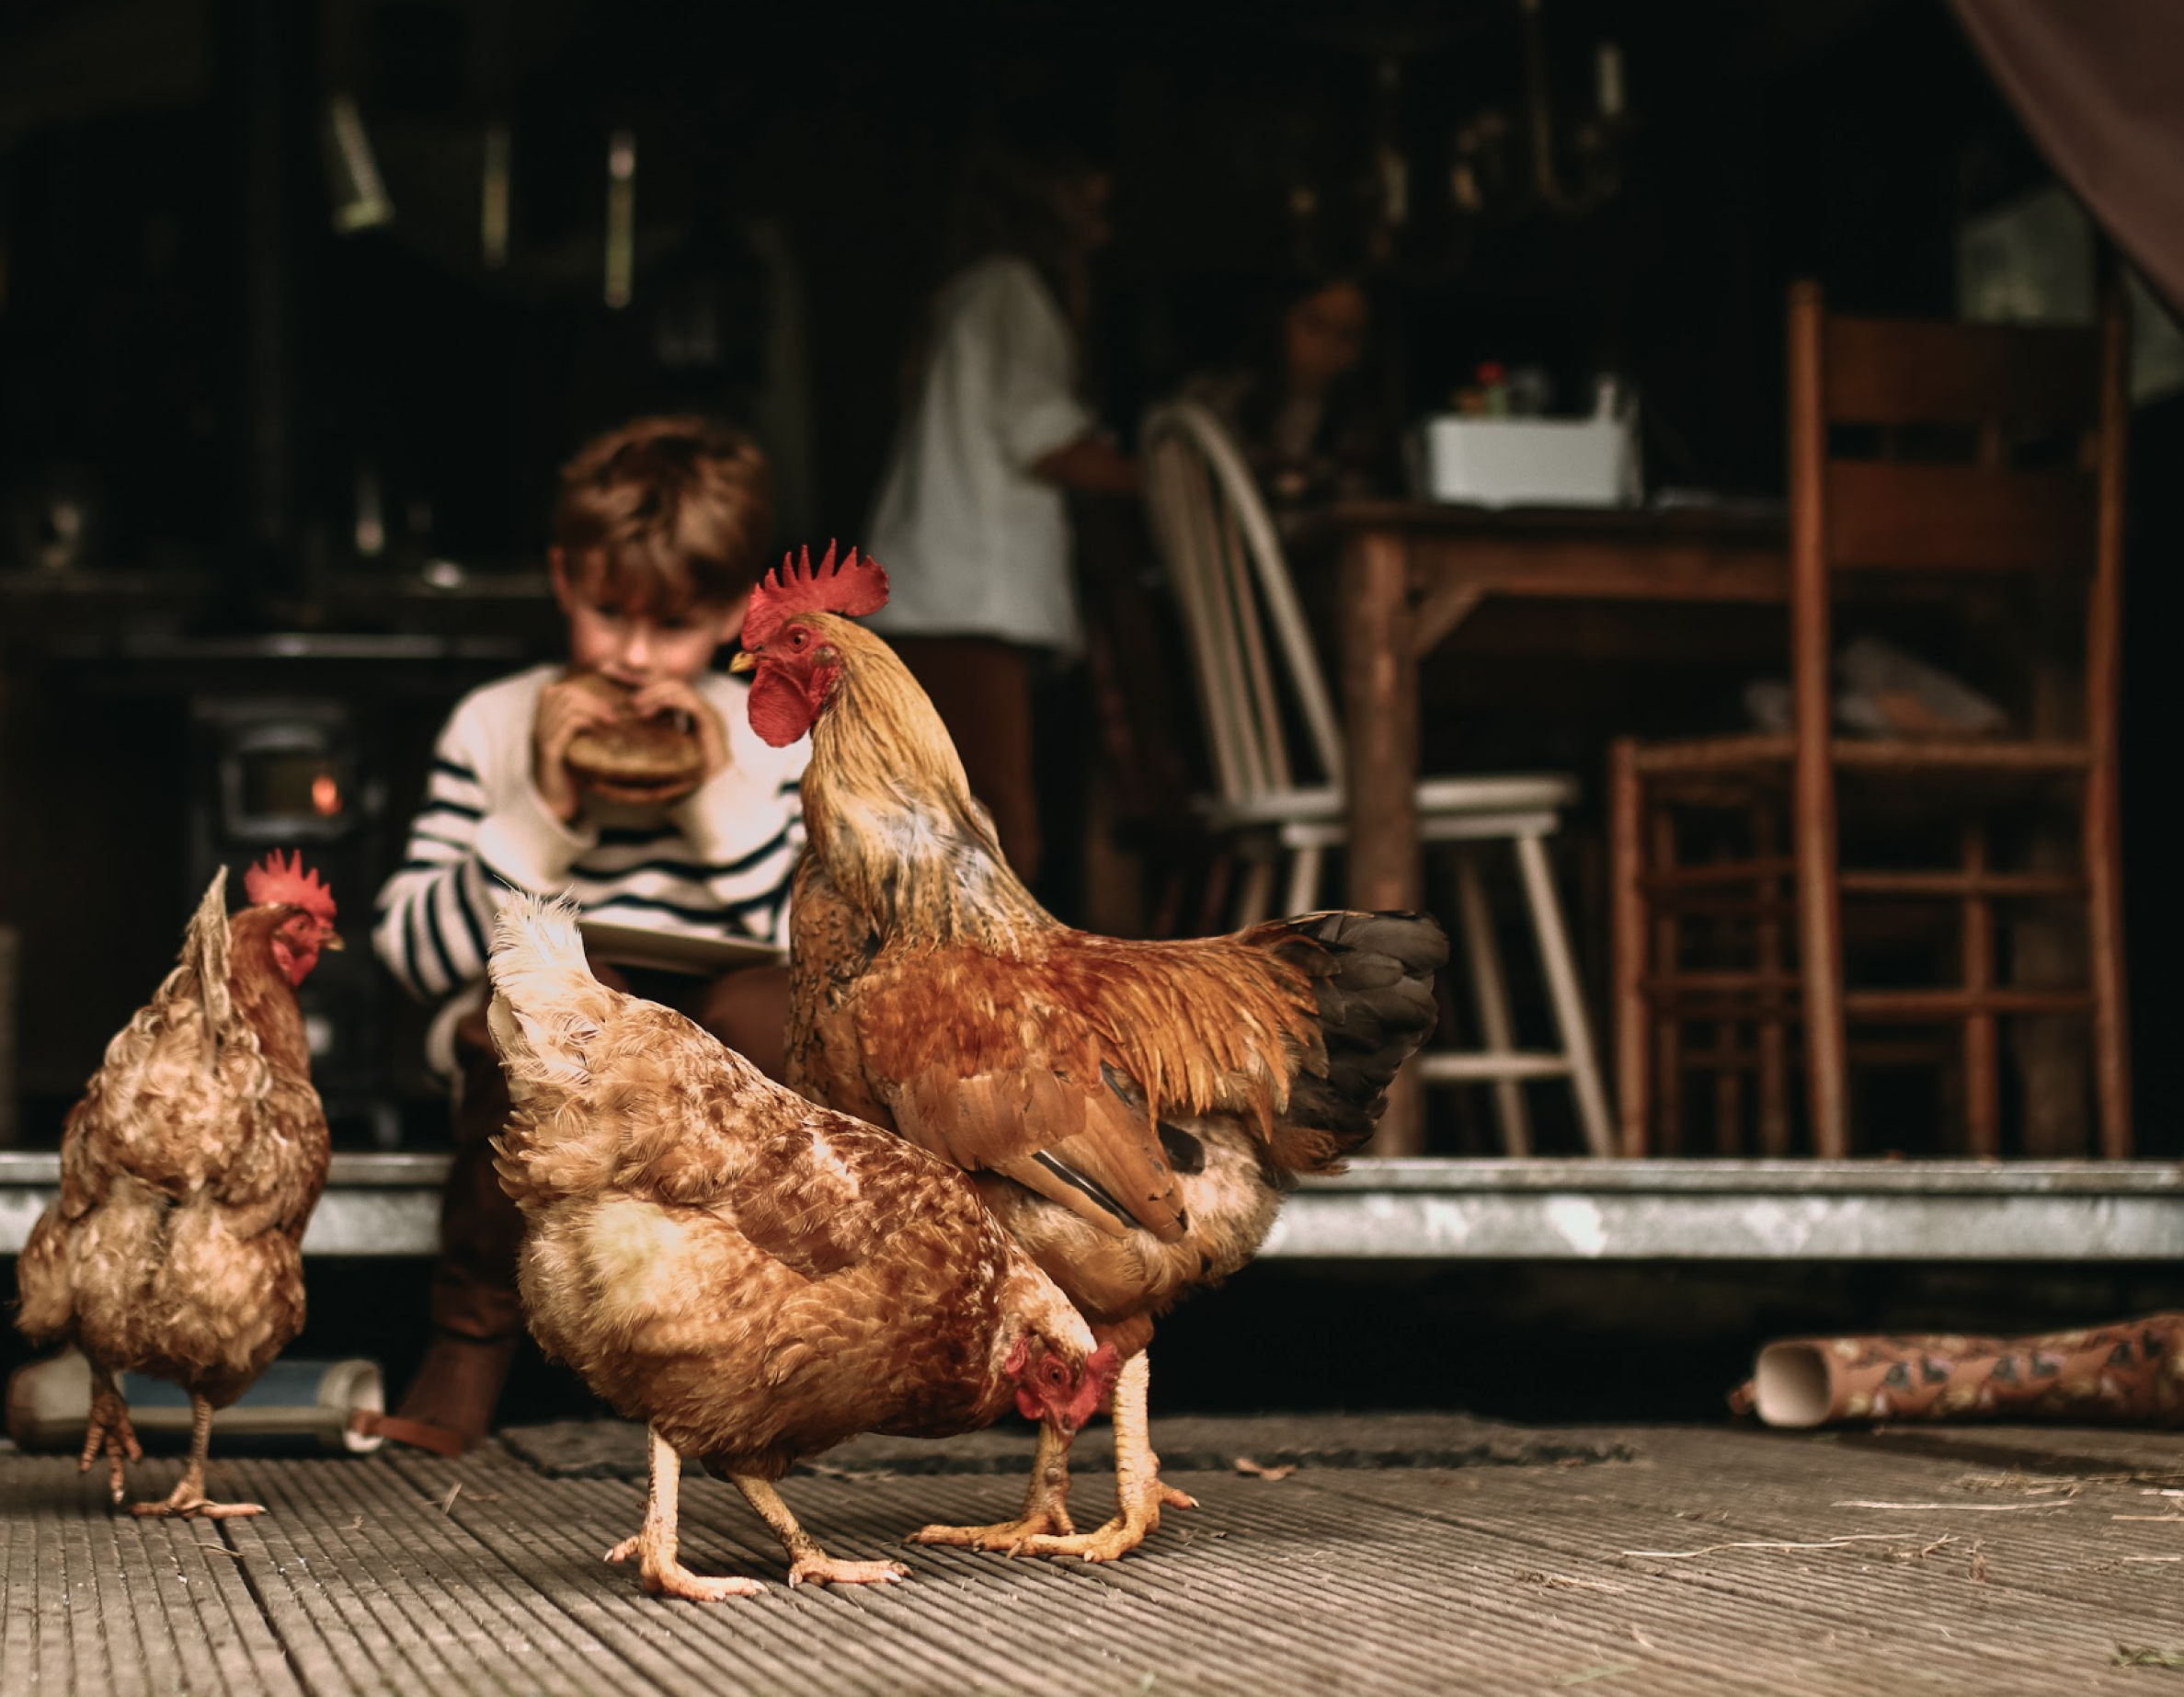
[
  {"x1": 1140, "y1": 401, "x2": 1344, "y2": 804},
  {"x1": 1794, "y1": 281, "x2": 2121, "y2": 579},
  {"x1": 1787, "y1": 281, "x2": 2128, "y2": 742}
]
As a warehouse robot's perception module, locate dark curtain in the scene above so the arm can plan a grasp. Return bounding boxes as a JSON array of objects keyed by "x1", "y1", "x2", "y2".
[{"x1": 1952, "y1": 0, "x2": 2184, "y2": 315}]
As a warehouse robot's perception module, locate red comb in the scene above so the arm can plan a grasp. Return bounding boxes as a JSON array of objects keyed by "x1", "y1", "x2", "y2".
[
  {"x1": 741, "y1": 542, "x2": 889, "y2": 649},
  {"x1": 244, "y1": 850, "x2": 337, "y2": 924}
]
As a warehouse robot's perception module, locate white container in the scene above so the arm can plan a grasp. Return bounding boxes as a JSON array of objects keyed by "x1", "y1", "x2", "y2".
[
  {"x1": 6, "y1": 1348, "x2": 387, "y2": 1455},
  {"x1": 1412, "y1": 384, "x2": 1641, "y2": 508}
]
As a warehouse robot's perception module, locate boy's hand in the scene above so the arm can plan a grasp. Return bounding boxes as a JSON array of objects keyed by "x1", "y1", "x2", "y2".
[
  {"x1": 629, "y1": 680, "x2": 729, "y2": 787},
  {"x1": 534, "y1": 676, "x2": 623, "y2": 822}
]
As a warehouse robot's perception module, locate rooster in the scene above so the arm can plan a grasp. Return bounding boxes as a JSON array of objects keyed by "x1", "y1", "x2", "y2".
[
  {"x1": 16, "y1": 854, "x2": 339, "y2": 1519},
  {"x1": 733, "y1": 545, "x2": 1447, "y2": 1561},
  {"x1": 485, "y1": 893, "x2": 1121, "y2": 1600}
]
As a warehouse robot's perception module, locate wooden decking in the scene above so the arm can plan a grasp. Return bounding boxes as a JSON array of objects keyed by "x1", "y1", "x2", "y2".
[{"x1": 5, "y1": 1415, "x2": 2182, "y2": 1694}]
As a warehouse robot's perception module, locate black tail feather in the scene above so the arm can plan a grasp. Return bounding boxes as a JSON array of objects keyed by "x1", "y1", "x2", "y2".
[{"x1": 1256, "y1": 910, "x2": 1448, "y2": 1172}]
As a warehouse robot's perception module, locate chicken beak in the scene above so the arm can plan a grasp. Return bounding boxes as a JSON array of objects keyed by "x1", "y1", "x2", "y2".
[
  {"x1": 321, "y1": 932, "x2": 346, "y2": 951},
  {"x1": 728, "y1": 649, "x2": 757, "y2": 674}
]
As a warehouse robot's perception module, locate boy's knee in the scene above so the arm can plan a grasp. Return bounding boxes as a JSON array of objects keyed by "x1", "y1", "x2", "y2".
[{"x1": 690, "y1": 964, "x2": 792, "y2": 1083}]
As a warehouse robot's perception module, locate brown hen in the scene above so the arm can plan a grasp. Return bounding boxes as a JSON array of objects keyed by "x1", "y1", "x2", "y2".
[
  {"x1": 735, "y1": 545, "x2": 1447, "y2": 1561},
  {"x1": 485, "y1": 893, "x2": 1119, "y2": 1600},
  {"x1": 15, "y1": 854, "x2": 339, "y2": 1519}
]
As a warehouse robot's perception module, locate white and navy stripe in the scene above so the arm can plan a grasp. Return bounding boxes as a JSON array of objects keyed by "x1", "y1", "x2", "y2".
[{"x1": 372, "y1": 663, "x2": 807, "y2": 1004}]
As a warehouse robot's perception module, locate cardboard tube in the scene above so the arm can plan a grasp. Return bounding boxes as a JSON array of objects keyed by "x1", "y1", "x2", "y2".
[{"x1": 1734, "y1": 1313, "x2": 2184, "y2": 1428}]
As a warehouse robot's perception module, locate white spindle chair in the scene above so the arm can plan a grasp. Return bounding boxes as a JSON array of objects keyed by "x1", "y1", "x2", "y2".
[{"x1": 1140, "y1": 400, "x2": 1613, "y2": 1155}]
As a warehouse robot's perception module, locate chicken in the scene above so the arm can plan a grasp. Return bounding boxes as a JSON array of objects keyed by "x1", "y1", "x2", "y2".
[
  {"x1": 484, "y1": 893, "x2": 1121, "y2": 1600},
  {"x1": 15, "y1": 854, "x2": 339, "y2": 1519},
  {"x1": 733, "y1": 545, "x2": 1448, "y2": 1561}
]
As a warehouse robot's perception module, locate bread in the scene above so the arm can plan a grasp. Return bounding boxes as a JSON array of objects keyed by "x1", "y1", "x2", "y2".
[{"x1": 561, "y1": 673, "x2": 706, "y2": 806}]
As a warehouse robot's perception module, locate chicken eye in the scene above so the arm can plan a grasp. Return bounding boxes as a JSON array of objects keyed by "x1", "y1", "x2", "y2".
[
  {"x1": 1044, "y1": 1360, "x2": 1065, "y2": 1387},
  {"x1": 790, "y1": 628, "x2": 810, "y2": 649}
]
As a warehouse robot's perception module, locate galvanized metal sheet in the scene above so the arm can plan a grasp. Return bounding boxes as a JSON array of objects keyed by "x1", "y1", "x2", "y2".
[{"x1": 5, "y1": 1152, "x2": 2181, "y2": 1261}]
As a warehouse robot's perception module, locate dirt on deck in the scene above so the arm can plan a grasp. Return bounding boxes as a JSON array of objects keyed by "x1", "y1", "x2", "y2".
[{"x1": 4, "y1": 1415, "x2": 2181, "y2": 1695}]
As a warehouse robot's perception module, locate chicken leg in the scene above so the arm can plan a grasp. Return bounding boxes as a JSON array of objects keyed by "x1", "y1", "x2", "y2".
[
  {"x1": 80, "y1": 1364, "x2": 142, "y2": 1506},
  {"x1": 1014, "y1": 1351, "x2": 1193, "y2": 1563},
  {"x1": 606, "y1": 1426, "x2": 762, "y2": 1600},
  {"x1": 911, "y1": 1351, "x2": 1195, "y2": 1562},
  {"x1": 130, "y1": 1394, "x2": 264, "y2": 1519},
  {"x1": 909, "y1": 1416, "x2": 1079, "y2": 1553},
  {"x1": 733, "y1": 1476, "x2": 908, "y2": 1587}
]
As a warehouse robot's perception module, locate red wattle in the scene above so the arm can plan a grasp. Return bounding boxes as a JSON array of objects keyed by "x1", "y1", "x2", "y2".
[{"x1": 747, "y1": 668, "x2": 815, "y2": 747}]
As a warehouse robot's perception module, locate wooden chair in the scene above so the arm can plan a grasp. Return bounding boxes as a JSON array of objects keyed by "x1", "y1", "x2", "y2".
[
  {"x1": 1612, "y1": 282, "x2": 2130, "y2": 1158},
  {"x1": 1142, "y1": 399, "x2": 1613, "y2": 1155}
]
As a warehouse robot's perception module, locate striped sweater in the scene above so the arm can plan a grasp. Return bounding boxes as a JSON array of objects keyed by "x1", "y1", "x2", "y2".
[{"x1": 373, "y1": 663, "x2": 807, "y2": 1008}]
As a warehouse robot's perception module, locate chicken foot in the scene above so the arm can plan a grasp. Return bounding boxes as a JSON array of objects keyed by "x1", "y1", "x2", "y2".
[
  {"x1": 129, "y1": 1395, "x2": 264, "y2": 1519},
  {"x1": 1014, "y1": 1351, "x2": 1190, "y2": 1563},
  {"x1": 909, "y1": 1417, "x2": 1079, "y2": 1553},
  {"x1": 605, "y1": 1426, "x2": 762, "y2": 1600},
  {"x1": 80, "y1": 1365, "x2": 142, "y2": 1506},
  {"x1": 733, "y1": 1477, "x2": 908, "y2": 1587}
]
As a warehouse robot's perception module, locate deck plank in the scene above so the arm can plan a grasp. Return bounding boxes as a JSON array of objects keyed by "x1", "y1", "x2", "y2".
[
  {"x1": 1303, "y1": 1429, "x2": 2184, "y2": 1691},
  {"x1": 6, "y1": 1420, "x2": 2184, "y2": 1695}
]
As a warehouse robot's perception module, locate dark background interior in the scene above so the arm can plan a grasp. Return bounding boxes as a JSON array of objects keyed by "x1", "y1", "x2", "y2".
[{"x1": 3, "y1": 0, "x2": 2180, "y2": 1421}]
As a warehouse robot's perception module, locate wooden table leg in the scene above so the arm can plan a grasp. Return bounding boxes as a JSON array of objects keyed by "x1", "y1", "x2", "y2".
[
  {"x1": 1342, "y1": 532, "x2": 1422, "y2": 912},
  {"x1": 1341, "y1": 530, "x2": 1424, "y2": 1153}
]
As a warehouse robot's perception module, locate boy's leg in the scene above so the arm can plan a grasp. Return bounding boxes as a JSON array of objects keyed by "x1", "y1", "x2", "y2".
[
  {"x1": 394, "y1": 1003, "x2": 525, "y2": 1446},
  {"x1": 683, "y1": 963, "x2": 792, "y2": 1083},
  {"x1": 396, "y1": 963, "x2": 643, "y2": 1445}
]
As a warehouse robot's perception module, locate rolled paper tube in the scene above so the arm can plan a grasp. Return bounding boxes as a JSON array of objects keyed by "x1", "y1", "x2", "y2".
[
  {"x1": 1733, "y1": 1313, "x2": 2184, "y2": 1428},
  {"x1": 5, "y1": 1348, "x2": 387, "y2": 1454}
]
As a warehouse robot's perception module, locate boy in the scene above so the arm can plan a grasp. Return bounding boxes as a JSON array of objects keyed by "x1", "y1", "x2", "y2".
[{"x1": 373, "y1": 415, "x2": 806, "y2": 1447}]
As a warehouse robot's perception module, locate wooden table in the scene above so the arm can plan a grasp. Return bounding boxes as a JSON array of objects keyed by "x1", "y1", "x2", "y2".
[{"x1": 1306, "y1": 501, "x2": 1790, "y2": 1150}]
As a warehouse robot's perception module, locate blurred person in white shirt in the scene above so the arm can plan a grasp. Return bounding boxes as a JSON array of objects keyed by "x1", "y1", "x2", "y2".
[{"x1": 864, "y1": 132, "x2": 1138, "y2": 884}]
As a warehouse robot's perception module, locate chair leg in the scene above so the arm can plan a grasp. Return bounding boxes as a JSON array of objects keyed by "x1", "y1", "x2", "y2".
[
  {"x1": 1753, "y1": 804, "x2": 1791, "y2": 1157},
  {"x1": 1197, "y1": 844, "x2": 1235, "y2": 937},
  {"x1": 1795, "y1": 748, "x2": 1847, "y2": 1159},
  {"x1": 1649, "y1": 804, "x2": 1685, "y2": 1154},
  {"x1": 2084, "y1": 751, "x2": 2132, "y2": 1157},
  {"x1": 1453, "y1": 848, "x2": 1531, "y2": 1156},
  {"x1": 1609, "y1": 740, "x2": 1649, "y2": 1157},
  {"x1": 1515, "y1": 831, "x2": 1614, "y2": 1157},
  {"x1": 1712, "y1": 951, "x2": 1744, "y2": 1156},
  {"x1": 1960, "y1": 821, "x2": 1999, "y2": 1158},
  {"x1": 1790, "y1": 773, "x2": 1843, "y2": 1162},
  {"x1": 1282, "y1": 842, "x2": 1324, "y2": 919},
  {"x1": 1233, "y1": 855, "x2": 1276, "y2": 930}
]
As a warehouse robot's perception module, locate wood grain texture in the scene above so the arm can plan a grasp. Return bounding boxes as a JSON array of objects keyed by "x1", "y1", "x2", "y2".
[{"x1": 9, "y1": 1421, "x2": 2184, "y2": 1695}]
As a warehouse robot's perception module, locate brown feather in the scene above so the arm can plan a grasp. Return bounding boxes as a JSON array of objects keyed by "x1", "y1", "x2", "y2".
[
  {"x1": 779, "y1": 616, "x2": 1448, "y2": 1343},
  {"x1": 14, "y1": 870, "x2": 331, "y2": 1410},
  {"x1": 485, "y1": 896, "x2": 1103, "y2": 1482}
]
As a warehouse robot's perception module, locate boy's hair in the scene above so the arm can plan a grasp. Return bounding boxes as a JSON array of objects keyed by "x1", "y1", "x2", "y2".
[{"x1": 553, "y1": 416, "x2": 771, "y2": 612}]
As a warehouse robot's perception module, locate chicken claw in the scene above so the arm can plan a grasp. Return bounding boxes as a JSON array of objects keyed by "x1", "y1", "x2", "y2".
[
  {"x1": 130, "y1": 1487, "x2": 266, "y2": 1521},
  {"x1": 610, "y1": 1429, "x2": 763, "y2": 1601},
  {"x1": 606, "y1": 1536, "x2": 763, "y2": 1602},
  {"x1": 1012, "y1": 1484, "x2": 1164, "y2": 1564},
  {"x1": 909, "y1": 1508, "x2": 1073, "y2": 1554},
  {"x1": 909, "y1": 1417, "x2": 1076, "y2": 1552},
  {"x1": 979, "y1": 1352, "x2": 1180, "y2": 1563},
  {"x1": 80, "y1": 1372, "x2": 143, "y2": 1506},
  {"x1": 734, "y1": 1475, "x2": 909, "y2": 1587},
  {"x1": 124, "y1": 1393, "x2": 262, "y2": 1518},
  {"x1": 788, "y1": 1554, "x2": 909, "y2": 1587}
]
